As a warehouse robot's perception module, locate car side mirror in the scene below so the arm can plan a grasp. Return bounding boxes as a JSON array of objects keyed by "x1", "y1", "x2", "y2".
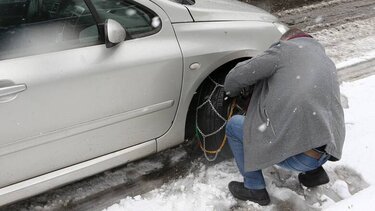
[{"x1": 104, "y1": 19, "x2": 126, "y2": 48}]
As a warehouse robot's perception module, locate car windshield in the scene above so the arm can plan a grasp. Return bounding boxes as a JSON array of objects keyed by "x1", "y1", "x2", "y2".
[{"x1": 168, "y1": 0, "x2": 195, "y2": 5}]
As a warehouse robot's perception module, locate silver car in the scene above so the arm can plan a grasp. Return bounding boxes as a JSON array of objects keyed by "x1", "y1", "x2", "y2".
[{"x1": 0, "y1": 0, "x2": 287, "y2": 205}]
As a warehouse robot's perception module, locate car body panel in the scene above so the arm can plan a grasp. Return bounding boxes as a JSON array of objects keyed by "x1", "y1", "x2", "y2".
[
  {"x1": 151, "y1": 0, "x2": 193, "y2": 23},
  {"x1": 0, "y1": 140, "x2": 156, "y2": 206},
  {"x1": 156, "y1": 21, "x2": 282, "y2": 151},
  {"x1": 185, "y1": 0, "x2": 278, "y2": 22},
  {"x1": 0, "y1": 0, "x2": 182, "y2": 189},
  {"x1": 0, "y1": 0, "x2": 285, "y2": 206}
]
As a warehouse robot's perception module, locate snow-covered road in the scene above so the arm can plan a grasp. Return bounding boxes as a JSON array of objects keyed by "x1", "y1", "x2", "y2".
[
  {"x1": 104, "y1": 15, "x2": 375, "y2": 211},
  {"x1": 2, "y1": 1, "x2": 375, "y2": 210},
  {"x1": 104, "y1": 69, "x2": 375, "y2": 211}
]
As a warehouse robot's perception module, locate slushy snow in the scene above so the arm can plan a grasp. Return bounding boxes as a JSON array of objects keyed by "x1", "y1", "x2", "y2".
[
  {"x1": 104, "y1": 75, "x2": 375, "y2": 210},
  {"x1": 103, "y1": 15, "x2": 375, "y2": 211}
]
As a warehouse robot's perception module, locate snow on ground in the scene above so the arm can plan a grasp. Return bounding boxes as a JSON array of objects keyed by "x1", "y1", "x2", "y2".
[
  {"x1": 104, "y1": 16, "x2": 375, "y2": 211},
  {"x1": 104, "y1": 73, "x2": 375, "y2": 211},
  {"x1": 7, "y1": 10, "x2": 375, "y2": 211},
  {"x1": 311, "y1": 17, "x2": 375, "y2": 68},
  {"x1": 338, "y1": 78, "x2": 375, "y2": 185}
]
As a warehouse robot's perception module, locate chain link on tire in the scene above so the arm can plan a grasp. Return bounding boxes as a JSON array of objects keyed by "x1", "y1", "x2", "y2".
[{"x1": 195, "y1": 76, "x2": 237, "y2": 161}]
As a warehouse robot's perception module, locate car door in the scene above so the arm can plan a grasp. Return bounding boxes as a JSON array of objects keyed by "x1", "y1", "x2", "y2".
[{"x1": 0, "y1": 0, "x2": 182, "y2": 188}]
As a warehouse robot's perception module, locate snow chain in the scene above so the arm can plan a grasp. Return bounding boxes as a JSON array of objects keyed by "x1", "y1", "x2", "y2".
[{"x1": 195, "y1": 76, "x2": 237, "y2": 161}]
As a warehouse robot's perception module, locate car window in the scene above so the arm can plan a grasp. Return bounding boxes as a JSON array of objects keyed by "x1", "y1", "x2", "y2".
[
  {"x1": 168, "y1": 0, "x2": 195, "y2": 5},
  {"x1": 91, "y1": 0, "x2": 162, "y2": 39},
  {"x1": 0, "y1": 0, "x2": 100, "y2": 60}
]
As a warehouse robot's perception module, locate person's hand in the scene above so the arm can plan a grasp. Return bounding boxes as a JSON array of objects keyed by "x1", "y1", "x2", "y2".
[
  {"x1": 240, "y1": 86, "x2": 253, "y2": 99},
  {"x1": 236, "y1": 86, "x2": 253, "y2": 113}
]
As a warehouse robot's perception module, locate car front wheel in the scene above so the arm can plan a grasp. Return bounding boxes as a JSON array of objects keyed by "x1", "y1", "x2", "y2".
[{"x1": 186, "y1": 68, "x2": 250, "y2": 162}]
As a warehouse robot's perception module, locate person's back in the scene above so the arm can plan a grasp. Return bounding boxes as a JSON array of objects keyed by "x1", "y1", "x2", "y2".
[
  {"x1": 236, "y1": 35, "x2": 345, "y2": 172},
  {"x1": 252, "y1": 37, "x2": 344, "y2": 164},
  {"x1": 223, "y1": 28, "x2": 345, "y2": 206}
]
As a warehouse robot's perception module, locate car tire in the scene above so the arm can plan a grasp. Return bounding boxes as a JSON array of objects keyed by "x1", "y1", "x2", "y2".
[
  {"x1": 195, "y1": 70, "x2": 234, "y2": 161},
  {"x1": 185, "y1": 59, "x2": 251, "y2": 162}
]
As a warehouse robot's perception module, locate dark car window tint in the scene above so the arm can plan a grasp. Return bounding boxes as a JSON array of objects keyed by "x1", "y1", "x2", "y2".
[
  {"x1": 91, "y1": 0, "x2": 161, "y2": 39},
  {"x1": 0, "y1": 0, "x2": 100, "y2": 60}
]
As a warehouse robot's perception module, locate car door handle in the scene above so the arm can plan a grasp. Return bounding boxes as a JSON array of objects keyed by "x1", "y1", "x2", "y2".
[{"x1": 0, "y1": 84, "x2": 27, "y2": 98}]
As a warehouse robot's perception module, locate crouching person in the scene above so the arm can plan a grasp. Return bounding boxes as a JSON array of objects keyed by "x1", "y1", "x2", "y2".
[{"x1": 223, "y1": 28, "x2": 345, "y2": 206}]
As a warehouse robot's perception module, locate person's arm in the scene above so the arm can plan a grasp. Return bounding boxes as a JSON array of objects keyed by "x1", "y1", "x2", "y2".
[{"x1": 224, "y1": 43, "x2": 281, "y2": 97}]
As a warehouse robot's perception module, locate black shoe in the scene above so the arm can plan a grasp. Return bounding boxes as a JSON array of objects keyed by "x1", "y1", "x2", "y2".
[
  {"x1": 298, "y1": 166, "x2": 330, "y2": 188},
  {"x1": 228, "y1": 181, "x2": 270, "y2": 206}
]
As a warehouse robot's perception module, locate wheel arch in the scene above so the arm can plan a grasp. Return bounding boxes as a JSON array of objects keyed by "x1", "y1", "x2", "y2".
[
  {"x1": 184, "y1": 57, "x2": 250, "y2": 140},
  {"x1": 156, "y1": 55, "x2": 251, "y2": 152}
]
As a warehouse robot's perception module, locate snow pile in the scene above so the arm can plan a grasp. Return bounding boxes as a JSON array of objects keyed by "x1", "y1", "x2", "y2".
[
  {"x1": 324, "y1": 75, "x2": 375, "y2": 210},
  {"x1": 337, "y1": 76, "x2": 375, "y2": 184},
  {"x1": 104, "y1": 75, "x2": 375, "y2": 211},
  {"x1": 106, "y1": 162, "x2": 241, "y2": 211},
  {"x1": 331, "y1": 180, "x2": 351, "y2": 199},
  {"x1": 102, "y1": 16, "x2": 375, "y2": 211}
]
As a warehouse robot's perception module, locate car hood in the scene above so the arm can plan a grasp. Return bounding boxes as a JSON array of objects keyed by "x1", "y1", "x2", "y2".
[{"x1": 185, "y1": 0, "x2": 278, "y2": 22}]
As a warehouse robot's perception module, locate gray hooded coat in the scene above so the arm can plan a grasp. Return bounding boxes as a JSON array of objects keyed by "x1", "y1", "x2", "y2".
[{"x1": 224, "y1": 37, "x2": 345, "y2": 172}]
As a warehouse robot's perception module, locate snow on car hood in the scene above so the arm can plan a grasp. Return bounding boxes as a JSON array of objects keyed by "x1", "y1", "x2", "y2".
[{"x1": 185, "y1": 0, "x2": 278, "y2": 22}]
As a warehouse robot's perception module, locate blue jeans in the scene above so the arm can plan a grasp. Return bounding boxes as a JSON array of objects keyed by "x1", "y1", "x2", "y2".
[{"x1": 226, "y1": 115, "x2": 330, "y2": 190}]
